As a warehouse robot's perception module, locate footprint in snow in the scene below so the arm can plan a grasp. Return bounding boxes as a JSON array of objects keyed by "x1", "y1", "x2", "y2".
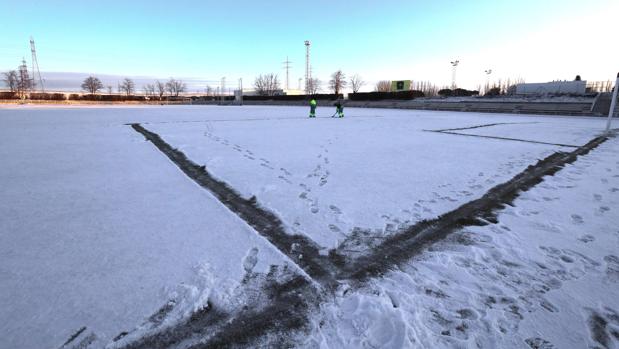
[
  {"x1": 319, "y1": 177, "x2": 328, "y2": 186},
  {"x1": 603, "y1": 255, "x2": 619, "y2": 283},
  {"x1": 578, "y1": 234, "x2": 595, "y2": 243},
  {"x1": 329, "y1": 224, "x2": 341, "y2": 233},
  {"x1": 329, "y1": 205, "x2": 342, "y2": 214},
  {"x1": 570, "y1": 214, "x2": 584, "y2": 224},
  {"x1": 242, "y1": 247, "x2": 259, "y2": 274},
  {"x1": 525, "y1": 337, "x2": 555, "y2": 349},
  {"x1": 277, "y1": 175, "x2": 291, "y2": 184}
]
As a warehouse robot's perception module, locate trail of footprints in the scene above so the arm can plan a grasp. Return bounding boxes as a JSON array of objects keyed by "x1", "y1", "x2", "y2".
[{"x1": 204, "y1": 130, "x2": 345, "y2": 233}]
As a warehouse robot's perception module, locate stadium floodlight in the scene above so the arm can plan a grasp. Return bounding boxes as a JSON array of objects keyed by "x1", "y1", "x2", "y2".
[
  {"x1": 606, "y1": 72, "x2": 619, "y2": 133},
  {"x1": 450, "y1": 60, "x2": 460, "y2": 89},
  {"x1": 484, "y1": 69, "x2": 493, "y2": 93}
]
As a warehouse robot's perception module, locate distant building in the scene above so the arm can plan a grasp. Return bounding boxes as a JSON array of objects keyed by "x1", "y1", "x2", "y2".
[
  {"x1": 283, "y1": 88, "x2": 305, "y2": 95},
  {"x1": 241, "y1": 89, "x2": 286, "y2": 96},
  {"x1": 391, "y1": 80, "x2": 411, "y2": 92},
  {"x1": 515, "y1": 81, "x2": 587, "y2": 95}
]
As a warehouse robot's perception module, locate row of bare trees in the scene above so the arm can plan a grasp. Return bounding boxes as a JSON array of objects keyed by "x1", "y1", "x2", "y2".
[
  {"x1": 253, "y1": 70, "x2": 366, "y2": 95},
  {"x1": 3, "y1": 69, "x2": 34, "y2": 97},
  {"x1": 80, "y1": 76, "x2": 186, "y2": 98},
  {"x1": 254, "y1": 74, "x2": 281, "y2": 96}
]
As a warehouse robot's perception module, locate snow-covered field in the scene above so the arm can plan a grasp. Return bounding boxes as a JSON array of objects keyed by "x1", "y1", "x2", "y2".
[{"x1": 0, "y1": 105, "x2": 617, "y2": 348}]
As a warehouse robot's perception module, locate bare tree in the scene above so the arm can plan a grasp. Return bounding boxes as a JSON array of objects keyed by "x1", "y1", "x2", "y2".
[
  {"x1": 165, "y1": 78, "x2": 187, "y2": 97},
  {"x1": 81, "y1": 76, "x2": 104, "y2": 95},
  {"x1": 106, "y1": 85, "x2": 113, "y2": 94},
  {"x1": 254, "y1": 74, "x2": 280, "y2": 96},
  {"x1": 3, "y1": 71, "x2": 18, "y2": 92},
  {"x1": 329, "y1": 70, "x2": 347, "y2": 95},
  {"x1": 350, "y1": 74, "x2": 365, "y2": 93},
  {"x1": 16, "y1": 63, "x2": 33, "y2": 97},
  {"x1": 306, "y1": 78, "x2": 321, "y2": 94},
  {"x1": 120, "y1": 78, "x2": 135, "y2": 96},
  {"x1": 205, "y1": 85, "x2": 214, "y2": 96},
  {"x1": 375, "y1": 80, "x2": 391, "y2": 92},
  {"x1": 155, "y1": 80, "x2": 166, "y2": 100},
  {"x1": 143, "y1": 84, "x2": 155, "y2": 96}
]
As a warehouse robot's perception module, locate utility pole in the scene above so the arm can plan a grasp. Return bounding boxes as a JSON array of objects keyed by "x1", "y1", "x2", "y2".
[
  {"x1": 30, "y1": 36, "x2": 44, "y2": 92},
  {"x1": 282, "y1": 56, "x2": 292, "y2": 91},
  {"x1": 450, "y1": 60, "x2": 460, "y2": 90},
  {"x1": 606, "y1": 72, "x2": 619, "y2": 133},
  {"x1": 305, "y1": 40, "x2": 311, "y2": 93}
]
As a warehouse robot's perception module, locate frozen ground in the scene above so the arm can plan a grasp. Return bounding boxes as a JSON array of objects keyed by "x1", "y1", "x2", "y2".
[{"x1": 0, "y1": 105, "x2": 616, "y2": 348}]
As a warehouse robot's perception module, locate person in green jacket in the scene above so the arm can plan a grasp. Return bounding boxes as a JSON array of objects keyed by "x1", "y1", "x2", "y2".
[
  {"x1": 334, "y1": 100, "x2": 344, "y2": 118},
  {"x1": 309, "y1": 98, "x2": 317, "y2": 118}
]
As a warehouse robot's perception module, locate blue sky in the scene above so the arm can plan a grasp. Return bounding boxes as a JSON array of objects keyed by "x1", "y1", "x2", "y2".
[{"x1": 1, "y1": 0, "x2": 617, "y2": 91}]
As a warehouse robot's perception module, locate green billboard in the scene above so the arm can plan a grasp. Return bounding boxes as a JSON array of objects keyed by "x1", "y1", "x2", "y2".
[{"x1": 391, "y1": 80, "x2": 411, "y2": 92}]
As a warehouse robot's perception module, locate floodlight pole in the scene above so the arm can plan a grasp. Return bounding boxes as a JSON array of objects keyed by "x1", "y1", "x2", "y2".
[
  {"x1": 450, "y1": 60, "x2": 460, "y2": 90},
  {"x1": 605, "y1": 72, "x2": 619, "y2": 133},
  {"x1": 484, "y1": 69, "x2": 492, "y2": 93}
]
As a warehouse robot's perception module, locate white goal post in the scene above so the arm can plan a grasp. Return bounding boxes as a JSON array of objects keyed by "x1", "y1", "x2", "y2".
[{"x1": 606, "y1": 72, "x2": 619, "y2": 133}]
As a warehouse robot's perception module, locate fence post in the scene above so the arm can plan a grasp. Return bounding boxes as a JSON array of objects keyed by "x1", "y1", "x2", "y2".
[{"x1": 606, "y1": 72, "x2": 619, "y2": 133}]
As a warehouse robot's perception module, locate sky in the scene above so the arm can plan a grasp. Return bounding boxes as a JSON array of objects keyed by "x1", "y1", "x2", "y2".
[{"x1": 1, "y1": 0, "x2": 617, "y2": 92}]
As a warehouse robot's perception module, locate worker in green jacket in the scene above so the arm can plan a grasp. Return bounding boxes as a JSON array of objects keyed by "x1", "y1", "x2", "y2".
[
  {"x1": 334, "y1": 100, "x2": 344, "y2": 118},
  {"x1": 309, "y1": 98, "x2": 317, "y2": 118}
]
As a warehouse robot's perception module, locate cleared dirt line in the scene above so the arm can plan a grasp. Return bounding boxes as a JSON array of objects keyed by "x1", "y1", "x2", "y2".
[
  {"x1": 130, "y1": 123, "x2": 339, "y2": 287},
  {"x1": 336, "y1": 135, "x2": 608, "y2": 282},
  {"x1": 426, "y1": 121, "x2": 539, "y2": 132},
  {"x1": 426, "y1": 129, "x2": 580, "y2": 148}
]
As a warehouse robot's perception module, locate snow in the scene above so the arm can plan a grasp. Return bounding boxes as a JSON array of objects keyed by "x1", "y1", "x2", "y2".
[
  {"x1": 305, "y1": 135, "x2": 619, "y2": 348},
  {"x1": 0, "y1": 105, "x2": 615, "y2": 348},
  {"x1": 146, "y1": 108, "x2": 604, "y2": 248},
  {"x1": 0, "y1": 107, "x2": 290, "y2": 348}
]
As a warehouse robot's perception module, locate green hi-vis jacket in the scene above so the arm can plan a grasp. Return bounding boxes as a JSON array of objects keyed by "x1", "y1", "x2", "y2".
[{"x1": 310, "y1": 99, "x2": 317, "y2": 107}]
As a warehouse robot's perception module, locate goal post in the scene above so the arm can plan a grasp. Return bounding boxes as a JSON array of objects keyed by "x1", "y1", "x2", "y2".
[{"x1": 606, "y1": 72, "x2": 619, "y2": 133}]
